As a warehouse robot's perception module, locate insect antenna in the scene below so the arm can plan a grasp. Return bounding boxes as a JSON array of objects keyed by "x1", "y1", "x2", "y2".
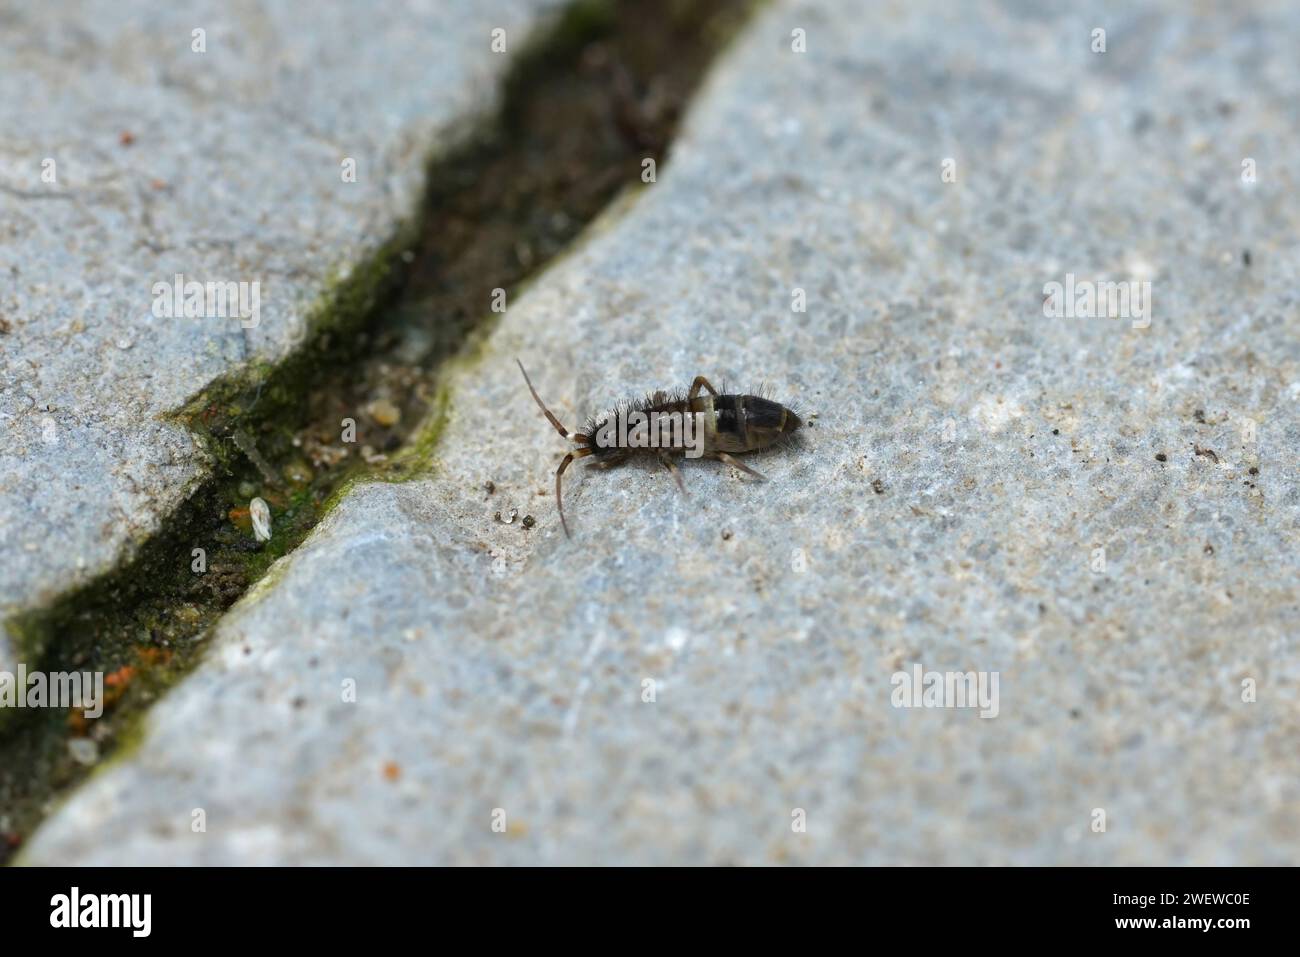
[
  {"x1": 517, "y1": 358, "x2": 590, "y2": 537},
  {"x1": 517, "y1": 358, "x2": 579, "y2": 440}
]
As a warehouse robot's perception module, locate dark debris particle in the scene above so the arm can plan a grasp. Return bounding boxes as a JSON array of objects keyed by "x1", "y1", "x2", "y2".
[
  {"x1": 1242, "y1": 249, "x2": 1251, "y2": 267},
  {"x1": 1249, "y1": 466, "x2": 1259, "y2": 475},
  {"x1": 1204, "y1": 543, "x2": 1215, "y2": 555},
  {"x1": 484, "y1": 480, "x2": 496, "y2": 495},
  {"x1": 872, "y1": 478, "x2": 885, "y2": 494},
  {"x1": 1193, "y1": 444, "x2": 1219, "y2": 463},
  {"x1": 1052, "y1": 428, "x2": 1059, "y2": 435},
  {"x1": 1194, "y1": 408, "x2": 1207, "y2": 424},
  {"x1": 1155, "y1": 453, "x2": 1168, "y2": 462},
  {"x1": 721, "y1": 529, "x2": 733, "y2": 540},
  {"x1": 0, "y1": 317, "x2": 10, "y2": 335},
  {"x1": 521, "y1": 515, "x2": 536, "y2": 529}
]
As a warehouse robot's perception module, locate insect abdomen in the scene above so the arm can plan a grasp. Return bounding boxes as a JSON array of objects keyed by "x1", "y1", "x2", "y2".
[{"x1": 703, "y1": 394, "x2": 801, "y2": 453}]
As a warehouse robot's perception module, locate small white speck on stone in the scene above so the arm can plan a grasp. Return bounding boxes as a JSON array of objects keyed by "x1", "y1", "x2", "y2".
[
  {"x1": 1127, "y1": 257, "x2": 1155, "y2": 281},
  {"x1": 664, "y1": 628, "x2": 688, "y2": 652},
  {"x1": 116, "y1": 337, "x2": 133, "y2": 350},
  {"x1": 68, "y1": 738, "x2": 99, "y2": 765},
  {"x1": 970, "y1": 394, "x2": 1024, "y2": 434},
  {"x1": 250, "y1": 497, "x2": 272, "y2": 542}
]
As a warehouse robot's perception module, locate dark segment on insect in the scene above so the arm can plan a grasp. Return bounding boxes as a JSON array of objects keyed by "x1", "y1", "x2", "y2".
[{"x1": 516, "y1": 359, "x2": 802, "y2": 536}]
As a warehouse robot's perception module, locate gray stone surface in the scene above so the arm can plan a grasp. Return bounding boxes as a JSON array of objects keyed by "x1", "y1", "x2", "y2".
[
  {"x1": 0, "y1": 0, "x2": 562, "y2": 667},
  {"x1": 23, "y1": 0, "x2": 1300, "y2": 864}
]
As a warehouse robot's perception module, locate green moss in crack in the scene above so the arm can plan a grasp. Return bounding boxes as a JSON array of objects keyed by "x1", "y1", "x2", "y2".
[
  {"x1": 377, "y1": 364, "x2": 457, "y2": 483},
  {"x1": 172, "y1": 221, "x2": 423, "y2": 438}
]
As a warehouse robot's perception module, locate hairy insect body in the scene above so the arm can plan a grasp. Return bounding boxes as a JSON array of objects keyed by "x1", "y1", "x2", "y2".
[
  {"x1": 517, "y1": 360, "x2": 802, "y2": 536},
  {"x1": 585, "y1": 393, "x2": 798, "y2": 463}
]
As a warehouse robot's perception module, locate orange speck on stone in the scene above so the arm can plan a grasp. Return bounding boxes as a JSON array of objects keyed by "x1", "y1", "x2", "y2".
[
  {"x1": 119, "y1": 131, "x2": 135, "y2": 146},
  {"x1": 383, "y1": 761, "x2": 401, "y2": 781},
  {"x1": 136, "y1": 647, "x2": 173, "y2": 667},
  {"x1": 105, "y1": 665, "x2": 136, "y2": 689}
]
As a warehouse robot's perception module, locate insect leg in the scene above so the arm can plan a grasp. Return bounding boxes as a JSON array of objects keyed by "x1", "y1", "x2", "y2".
[
  {"x1": 714, "y1": 451, "x2": 767, "y2": 480},
  {"x1": 658, "y1": 452, "x2": 688, "y2": 495},
  {"x1": 687, "y1": 375, "x2": 720, "y2": 401},
  {"x1": 554, "y1": 447, "x2": 592, "y2": 538}
]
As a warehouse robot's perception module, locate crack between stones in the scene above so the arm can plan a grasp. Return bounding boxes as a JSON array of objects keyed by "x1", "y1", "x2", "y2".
[{"x1": 0, "y1": 0, "x2": 762, "y2": 863}]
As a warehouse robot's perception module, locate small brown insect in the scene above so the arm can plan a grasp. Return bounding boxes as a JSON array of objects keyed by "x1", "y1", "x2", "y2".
[{"x1": 517, "y1": 359, "x2": 803, "y2": 536}]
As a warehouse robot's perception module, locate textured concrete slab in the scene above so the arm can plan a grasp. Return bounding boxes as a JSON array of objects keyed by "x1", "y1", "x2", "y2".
[
  {"x1": 22, "y1": 0, "x2": 1300, "y2": 864},
  {"x1": 0, "y1": 0, "x2": 562, "y2": 666}
]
